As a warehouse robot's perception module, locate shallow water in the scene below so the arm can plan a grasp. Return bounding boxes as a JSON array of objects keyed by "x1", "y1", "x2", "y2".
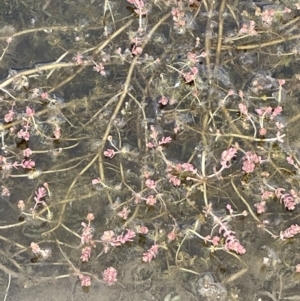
[{"x1": 1, "y1": 1, "x2": 300, "y2": 301}]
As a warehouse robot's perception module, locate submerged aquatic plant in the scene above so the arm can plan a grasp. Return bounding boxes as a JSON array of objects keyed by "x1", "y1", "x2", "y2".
[{"x1": 2, "y1": 0, "x2": 300, "y2": 300}]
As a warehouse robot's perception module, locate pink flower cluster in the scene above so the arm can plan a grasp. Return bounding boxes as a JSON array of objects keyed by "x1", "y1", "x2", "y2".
[
  {"x1": 242, "y1": 151, "x2": 263, "y2": 173},
  {"x1": 146, "y1": 194, "x2": 156, "y2": 205},
  {"x1": 104, "y1": 148, "x2": 118, "y2": 158},
  {"x1": 258, "y1": 7, "x2": 291, "y2": 27},
  {"x1": 100, "y1": 229, "x2": 136, "y2": 253},
  {"x1": 207, "y1": 205, "x2": 246, "y2": 255},
  {"x1": 127, "y1": 0, "x2": 148, "y2": 16},
  {"x1": 16, "y1": 107, "x2": 36, "y2": 141},
  {"x1": 117, "y1": 206, "x2": 131, "y2": 219},
  {"x1": 0, "y1": 154, "x2": 36, "y2": 171},
  {"x1": 219, "y1": 223, "x2": 246, "y2": 254},
  {"x1": 171, "y1": 7, "x2": 186, "y2": 31},
  {"x1": 78, "y1": 274, "x2": 91, "y2": 287},
  {"x1": 183, "y1": 67, "x2": 198, "y2": 83},
  {"x1": 32, "y1": 186, "x2": 47, "y2": 211},
  {"x1": 80, "y1": 246, "x2": 92, "y2": 262},
  {"x1": 4, "y1": 107, "x2": 15, "y2": 122},
  {"x1": 260, "y1": 8, "x2": 276, "y2": 26},
  {"x1": 254, "y1": 201, "x2": 266, "y2": 214},
  {"x1": 287, "y1": 155, "x2": 300, "y2": 170},
  {"x1": 166, "y1": 162, "x2": 198, "y2": 186},
  {"x1": 93, "y1": 62, "x2": 106, "y2": 76},
  {"x1": 142, "y1": 244, "x2": 159, "y2": 262},
  {"x1": 239, "y1": 20, "x2": 257, "y2": 36},
  {"x1": 102, "y1": 267, "x2": 117, "y2": 285},
  {"x1": 168, "y1": 175, "x2": 181, "y2": 186},
  {"x1": 220, "y1": 147, "x2": 237, "y2": 168},
  {"x1": 275, "y1": 188, "x2": 298, "y2": 211},
  {"x1": 255, "y1": 106, "x2": 282, "y2": 119},
  {"x1": 280, "y1": 224, "x2": 300, "y2": 240},
  {"x1": 80, "y1": 214, "x2": 95, "y2": 246},
  {"x1": 30, "y1": 242, "x2": 52, "y2": 259},
  {"x1": 146, "y1": 136, "x2": 172, "y2": 149},
  {"x1": 158, "y1": 95, "x2": 168, "y2": 105}
]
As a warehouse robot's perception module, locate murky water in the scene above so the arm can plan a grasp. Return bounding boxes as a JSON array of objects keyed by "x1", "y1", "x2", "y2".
[{"x1": 1, "y1": 1, "x2": 300, "y2": 301}]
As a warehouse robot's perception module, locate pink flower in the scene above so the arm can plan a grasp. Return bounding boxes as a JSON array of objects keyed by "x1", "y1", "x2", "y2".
[
  {"x1": 159, "y1": 136, "x2": 172, "y2": 145},
  {"x1": 81, "y1": 246, "x2": 92, "y2": 262},
  {"x1": 40, "y1": 92, "x2": 49, "y2": 100},
  {"x1": 78, "y1": 274, "x2": 91, "y2": 287},
  {"x1": 81, "y1": 222, "x2": 94, "y2": 245},
  {"x1": 280, "y1": 224, "x2": 300, "y2": 240},
  {"x1": 121, "y1": 229, "x2": 136, "y2": 243},
  {"x1": 226, "y1": 204, "x2": 234, "y2": 216},
  {"x1": 30, "y1": 242, "x2": 41, "y2": 254},
  {"x1": 254, "y1": 201, "x2": 266, "y2": 214},
  {"x1": 132, "y1": 45, "x2": 143, "y2": 55},
  {"x1": 101, "y1": 229, "x2": 136, "y2": 250},
  {"x1": 127, "y1": 0, "x2": 148, "y2": 15},
  {"x1": 242, "y1": 161, "x2": 255, "y2": 173},
  {"x1": 34, "y1": 187, "x2": 47, "y2": 203},
  {"x1": 218, "y1": 221, "x2": 246, "y2": 254},
  {"x1": 259, "y1": 128, "x2": 267, "y2": 136},
  {"x1": 92, "y1": 178, "x2": 101, "y2": 185},
  {"x1": 104, "y1": 149, "x2": 116, "y2": 158},
  {"x1": 26, "y1": 106, "x2": 35, "y2": 117},
  {"x1": 17, "y1": 129, "x2": 30, "y2": 141},
  {"x1": 261, "y1": 8, "x2": 275, "y2": 26},
  {"x1": 242, "y1": 151, "x2": 262, "y2": 173},
  {"x1": 225, "y1": 235, "x2": 246, "y2": 254},
  {"x1": 1, "y1": 187, "x2": 10, "y2": 196},
  {"x1": 117, "y1": 206, "x2": 131, "y2": 220},
  {"x1": 101, "y1": 230, "x2": 115, "y2": 252},
  {"x1": 145, "y1": 179, "x2": 156, "y2": 189},
  {"x1": 21, "y1": 159, "x2": 35, "y2": 169},
  {"x1": 239, "y1": 20, "x2": 257, "y2": 35},
  {"x1": 211, "y1": 236, "x2": 220, "y2": 246},
  {"x1": 53, "y1": 127, "x2": 61, "y2": 139},
  {"x1": 158, "y1": 96, "x2": 168, "y2": 105},
  {"x1": 102, "y1": 267, "x2": 117, "y2": 285},
  {"x1": 146, "y1": 142, "x2": 155, "y2": 149},
  {"x1": 169, "y1": 175, "x2": 181, "y2": 186},
  {"x1": 221, "y1": 147, "x2": 237, "y2": 168},
  {"x1": 73, "y1": 53, "x2": 84, "y2": 65},
  {"x1": 118, "y1": 206, "x2": 131, "y2": 220},
  {"x1": 23, "y1": 148, "x2": 32, "y2": 157},
  {"x1": 137, "y1": 226, "x2": 149, "y2": 234},
  {"x1": 296, "y1": 264, "x2": 300, "y2": 273},
  {"x1": 101, "y1": 230, "x2": 115, "y2": 243},
  {"x1": 146, "y1": 195, "x2": 156, "y2": 206},
  {"x1": 93, "y1": 62, "x2": 106, "y2": 76},
  {"x1": 86, "y1": 213, "x2": 95, "y2": 221},
  {"x1": 261, "y1": 190, "x2": 274, "y2": 200},
  {"x1": 272, "y1": 106, "x2": 282, "y2": 117},
  {"x1": 142, "y1": 244, "x2": 159, "y2": 262},
  {"x1": 238, "y1": 103, "x2": 248, "y2": 115},
  {"x1": 4, "y1": 109, "x2": 15, "y2": 122},
  {"x1": 167, "y1": 231, "x2": 176, "y2": 242},
  {"x1": 180, "y1": 163, "x2": 196, "y2": 173},
  {"x1": 281, "y1": 194, "x2": 296, "y2": 210},
  {"x1": 183, "y1": 67, "x2": 198, "y2": 83}
]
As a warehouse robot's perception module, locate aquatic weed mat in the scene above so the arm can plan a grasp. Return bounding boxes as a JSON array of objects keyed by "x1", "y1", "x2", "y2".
[{"x1": 1, "y1": 0, "x2": 300, "y2": 300}]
